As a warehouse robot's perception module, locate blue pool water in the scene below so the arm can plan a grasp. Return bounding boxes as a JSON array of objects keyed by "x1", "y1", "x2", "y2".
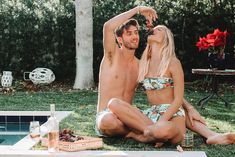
[
  {"x1": 0, "y1": 134, "x2": 27, "y2": 145},
  {"x1": 0, "y1": 115, "x2": 48, "y2": 145},
  {"x1": 0, "y1": 122, "x2": 29, "y2": 145}
]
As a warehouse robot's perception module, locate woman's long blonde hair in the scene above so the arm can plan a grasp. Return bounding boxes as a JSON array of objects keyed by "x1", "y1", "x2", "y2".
[{"x1": 138, "y1": 25, "x2": 176, "y2": 82}]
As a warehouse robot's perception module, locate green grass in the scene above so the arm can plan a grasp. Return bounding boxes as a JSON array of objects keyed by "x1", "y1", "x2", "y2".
[{"x1": 0, "y1": 88, "x2": 234, "y2": 157}]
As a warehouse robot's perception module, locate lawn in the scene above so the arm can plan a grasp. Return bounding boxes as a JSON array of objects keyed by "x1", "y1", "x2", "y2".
[{"x1": 0, "y1": 84, "x2": 234, "y2": 157}]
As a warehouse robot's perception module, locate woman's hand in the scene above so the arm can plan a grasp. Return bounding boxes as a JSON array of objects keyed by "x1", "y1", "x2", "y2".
[{"x1": 187, "y1": 107, "x2": 207, "y2": 126}]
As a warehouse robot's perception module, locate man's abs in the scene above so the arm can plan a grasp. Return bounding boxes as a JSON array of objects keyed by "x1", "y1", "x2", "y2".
[{"x1": 98, "y1": 85, "x2": 134, "y2": 112}]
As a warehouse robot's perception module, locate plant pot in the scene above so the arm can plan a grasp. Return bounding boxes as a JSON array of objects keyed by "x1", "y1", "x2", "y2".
[{"x1": 208, "y1": 53, "x2": 229, "y2": 70}]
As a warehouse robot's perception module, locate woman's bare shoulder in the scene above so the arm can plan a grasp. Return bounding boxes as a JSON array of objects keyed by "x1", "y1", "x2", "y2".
[{"x1": 169, "y1": 57, "x2": 182, "y2": 67}]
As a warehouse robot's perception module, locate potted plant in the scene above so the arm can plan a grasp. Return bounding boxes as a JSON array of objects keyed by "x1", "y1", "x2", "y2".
[{"x1": 196, "y1": 28, "x2": 228, "y2": 69}]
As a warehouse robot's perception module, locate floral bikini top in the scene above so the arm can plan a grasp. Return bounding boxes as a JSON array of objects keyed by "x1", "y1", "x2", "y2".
[{"x1": 142, "y1": 77, "x2": 174, "y2": 90}]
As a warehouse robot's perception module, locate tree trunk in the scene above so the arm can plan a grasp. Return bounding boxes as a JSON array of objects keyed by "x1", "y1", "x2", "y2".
[{"x1": 73, "y1": 0, "x2": 94, "y2": 89}]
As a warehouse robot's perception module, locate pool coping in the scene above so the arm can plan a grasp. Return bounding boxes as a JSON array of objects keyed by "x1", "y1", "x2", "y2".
[
  {"x1": 0, "y1": 150, "x2": 207, "y2": 157},
  {"x1": 0, "y1": 111, "x2": 72, "y2": 150}
]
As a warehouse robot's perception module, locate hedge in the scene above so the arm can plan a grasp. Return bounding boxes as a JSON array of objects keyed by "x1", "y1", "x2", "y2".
[{"x1": 1, "y1": 0, "x2": 234, "y2": 83}]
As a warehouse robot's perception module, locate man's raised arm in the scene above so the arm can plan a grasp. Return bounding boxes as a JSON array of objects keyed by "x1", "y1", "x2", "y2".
[{"x1": 103, "y1": 6, "x2": 157, "y2": 56}]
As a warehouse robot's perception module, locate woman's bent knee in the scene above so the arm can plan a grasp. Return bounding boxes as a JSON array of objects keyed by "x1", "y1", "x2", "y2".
[{"x1": 147, "y1": 121, "x2": 179, "y2": 140}]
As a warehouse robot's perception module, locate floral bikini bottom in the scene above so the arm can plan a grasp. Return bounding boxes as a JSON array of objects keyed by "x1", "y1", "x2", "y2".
[{"x1": 142, "y1": 104, "x2": 185, "y2": 123}]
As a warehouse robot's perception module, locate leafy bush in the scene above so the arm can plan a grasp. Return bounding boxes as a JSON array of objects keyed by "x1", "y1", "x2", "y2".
[
  {"x1": 1, "y1": 0, "x2": 234, "y2": 83},
  {"x1": 93, "y1": 0, "x2": 235, "y2": 81},
  {"x1": 0, "y1": 0, "x2": 75, "y2": 80}
]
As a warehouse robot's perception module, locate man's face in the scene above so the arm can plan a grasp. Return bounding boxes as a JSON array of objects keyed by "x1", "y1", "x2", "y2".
[{"x1": 121, "y1": 26, "x2": 139, "y2": 50}]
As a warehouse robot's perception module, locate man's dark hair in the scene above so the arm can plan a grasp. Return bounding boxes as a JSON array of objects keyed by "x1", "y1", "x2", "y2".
[{"x1": 115, "y1": 19, "x2": 140, "y2": 37}]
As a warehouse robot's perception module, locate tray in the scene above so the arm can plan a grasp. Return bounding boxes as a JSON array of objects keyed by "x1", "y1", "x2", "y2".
[{"x1": 41, "y1": 136, "x2": 103, "y2": 152}]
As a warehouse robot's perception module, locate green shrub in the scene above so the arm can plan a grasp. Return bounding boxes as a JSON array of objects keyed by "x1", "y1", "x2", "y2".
[
  {"x1": 0, "y1": 0, "x2": 75, "y2": 80},
  {"x1": 1, "y1": 0, "x2": 234, "y2": 83}
]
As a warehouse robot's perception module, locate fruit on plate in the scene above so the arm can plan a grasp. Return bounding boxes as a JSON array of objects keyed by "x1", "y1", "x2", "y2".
[{"x1": 59, "y1": 129, "x2": 84, "y2": 142}]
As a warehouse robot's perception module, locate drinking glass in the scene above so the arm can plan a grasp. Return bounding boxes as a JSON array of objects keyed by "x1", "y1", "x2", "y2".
[
  {"x1": 181, "y1": 130, "x2": 194, "y2": 147},
  {"x1": 29, "y1": 121, "x2": 40, "y2": 138}
]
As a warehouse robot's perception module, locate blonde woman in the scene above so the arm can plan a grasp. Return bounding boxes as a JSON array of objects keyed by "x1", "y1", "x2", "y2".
[{"x1": 136, "y1": 25, "x2": 186, "y2": 144}]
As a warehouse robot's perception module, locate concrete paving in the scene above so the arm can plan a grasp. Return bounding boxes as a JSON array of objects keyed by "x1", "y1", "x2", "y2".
[{"x1": 0, "y1": 150, "x2": 207, "y2": 157}]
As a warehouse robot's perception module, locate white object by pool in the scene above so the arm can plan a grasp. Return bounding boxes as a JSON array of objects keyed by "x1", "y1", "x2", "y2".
[
  {"x1": 24, "y1": 68, "x2": 55, "y2": 84},
  {"x1": 1, "y1": 71, "x2": 13, "y2": 87}
]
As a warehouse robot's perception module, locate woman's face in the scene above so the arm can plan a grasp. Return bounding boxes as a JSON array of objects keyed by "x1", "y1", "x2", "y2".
[{"x1": 147, "y1": 26, "x2": 165, "y2": 44}]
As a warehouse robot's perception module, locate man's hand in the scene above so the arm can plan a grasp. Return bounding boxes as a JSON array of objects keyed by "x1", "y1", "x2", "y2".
[
  {"x1": 139, "y1": 6, "x2": 158, "y2": 25},
  {"x1": 187, "y1": 107, "x2": 207, "y2": 126}
]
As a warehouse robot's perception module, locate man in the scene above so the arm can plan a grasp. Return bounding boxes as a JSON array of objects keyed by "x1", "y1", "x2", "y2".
[{"x1": 96, "y1": 6, "x2": 235, "y2": 145}]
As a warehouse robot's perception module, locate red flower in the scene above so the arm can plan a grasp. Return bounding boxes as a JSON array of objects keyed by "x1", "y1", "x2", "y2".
[
  {"x1": 196, "y1": 28, "x2": 228, "y2": 53},
  {"x1": 196, "y1": 37, "x2": 211, "y2": 51}
]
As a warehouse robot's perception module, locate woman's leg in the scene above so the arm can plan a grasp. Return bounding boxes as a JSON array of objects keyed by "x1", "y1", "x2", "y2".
[
  {"x1": 185, "y1": 112, "x2": 235, "y2": 144},
  {"x1": 145, "y1": 119, "x2": 184, "y2": 144},
  {"x1": 169, "y1": 116, "x2": 186, "y2": 144},
  {"x1": 125, "y1": 131, "x2": 157, "y2": 143}
]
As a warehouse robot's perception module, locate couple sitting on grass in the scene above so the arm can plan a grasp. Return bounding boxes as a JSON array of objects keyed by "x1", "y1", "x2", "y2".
[{"x1": 95, "y1": 6, "x2": 235, "y2": 146}]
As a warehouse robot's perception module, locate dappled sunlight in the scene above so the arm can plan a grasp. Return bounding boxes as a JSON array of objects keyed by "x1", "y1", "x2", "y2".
[{"x1": 205, "y1": 118, "x2": 235, "y2": 133}]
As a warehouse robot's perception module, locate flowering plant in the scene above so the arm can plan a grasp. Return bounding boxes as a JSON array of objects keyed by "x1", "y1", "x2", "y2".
[{"x1": 196, "y1": 28, "x2": 228, "y2": 55}]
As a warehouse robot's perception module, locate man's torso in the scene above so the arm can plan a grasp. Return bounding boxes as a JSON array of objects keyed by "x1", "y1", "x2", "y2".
[{"x1": 97, "y1": 49, "x2": 139, "y2": 112}]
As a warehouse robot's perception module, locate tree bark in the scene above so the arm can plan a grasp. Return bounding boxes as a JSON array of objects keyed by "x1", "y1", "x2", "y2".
[{"x1": 73, "y1": 0, "x2": 94, "y2": 89}]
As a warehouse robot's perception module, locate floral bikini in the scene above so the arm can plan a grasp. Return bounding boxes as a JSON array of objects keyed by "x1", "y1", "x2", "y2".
[
  {"x1": 142, "y1": 77, "x2": 174, "y2": 90},
  {"x1": 141, "y1": 77, "x2": 185, "y2": 122}
]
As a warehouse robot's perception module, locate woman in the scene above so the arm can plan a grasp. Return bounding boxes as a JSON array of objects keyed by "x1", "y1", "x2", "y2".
[{"x1": 134, "y1": 25, "x2": 186, "y2": 144}]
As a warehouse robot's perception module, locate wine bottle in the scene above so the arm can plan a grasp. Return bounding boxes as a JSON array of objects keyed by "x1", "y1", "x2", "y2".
[{"x1": 48, "y1": 104, "x2": 59, "y2": 152}]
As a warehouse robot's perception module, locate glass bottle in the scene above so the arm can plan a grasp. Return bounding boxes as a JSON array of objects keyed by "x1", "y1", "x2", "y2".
[
  {"x1": 48, "y1": 104, "x2": 59, "y2": 152},
  {"x1": 181, "y1": 129, "x2": 194, "y2": 147}
]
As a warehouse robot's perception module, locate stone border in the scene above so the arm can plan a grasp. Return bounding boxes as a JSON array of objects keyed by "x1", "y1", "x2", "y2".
[{"x1": 0, "y1": 150, "x2": 207, "y2": 157}]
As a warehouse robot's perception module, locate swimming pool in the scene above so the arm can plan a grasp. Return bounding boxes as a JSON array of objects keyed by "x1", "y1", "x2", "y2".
[
  {"x1": 0, "y1": 115, "x2": 48, "y2": 145},
  {"x1": 0, "y1": 111, "x2": 71, "y2": 150},
  {"x1": 0, "y1": 134, "x2": 27, "y2": 145}
]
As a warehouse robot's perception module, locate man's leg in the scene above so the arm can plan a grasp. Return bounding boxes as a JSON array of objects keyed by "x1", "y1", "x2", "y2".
[
  {"x1": 108, "y1": 98, "x2": 154, "y2": 133},
  {"x1": 97, "y1": 110, "x2": 129, "y2": 136}
]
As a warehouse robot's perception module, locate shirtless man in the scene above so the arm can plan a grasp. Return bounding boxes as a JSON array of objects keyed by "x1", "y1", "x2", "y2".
[{"x1": 95, "y1": 6, "x2": 235, "y2": 145}]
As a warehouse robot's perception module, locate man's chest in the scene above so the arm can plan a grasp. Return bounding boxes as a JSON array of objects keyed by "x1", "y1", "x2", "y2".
[{"x1": 111, "y1": 64, "x2": 138, "y2": 82}]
